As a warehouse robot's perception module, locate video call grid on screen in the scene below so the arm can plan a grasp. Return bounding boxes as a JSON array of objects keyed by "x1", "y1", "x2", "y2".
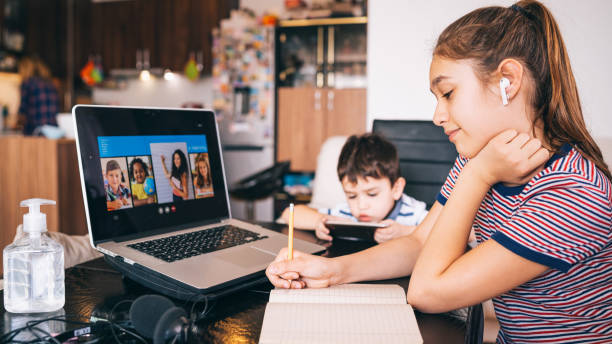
[{"x1": 98, "y1": 135, "x2": 215, "y2": 212}]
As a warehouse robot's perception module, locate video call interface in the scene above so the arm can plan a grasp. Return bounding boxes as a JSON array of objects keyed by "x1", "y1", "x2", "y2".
[{"x1": 98, "y1": 135, "x2": 215, "y2": 212}]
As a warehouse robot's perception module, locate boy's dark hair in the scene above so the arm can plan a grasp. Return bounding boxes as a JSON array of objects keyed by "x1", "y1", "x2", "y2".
[
  {"x1": 337, "y1": 133, "x2": 400, "y2": 185},
  {"x1": 129, "y1": 158, "x2": 150, "y2": 181}
]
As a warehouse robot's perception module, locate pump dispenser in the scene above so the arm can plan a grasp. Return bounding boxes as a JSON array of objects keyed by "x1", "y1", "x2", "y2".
[{"x1": 3, "y1": 198, "x2": 65, "y2": 313}]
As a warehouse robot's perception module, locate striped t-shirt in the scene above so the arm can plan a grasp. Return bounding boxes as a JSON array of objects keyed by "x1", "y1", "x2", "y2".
[
  {"x1": 437, "y1": 144, "x2": 612, "y2": 343},
  {"x1": 319, "y1": 193, "x2": 428, "y2": 226}
]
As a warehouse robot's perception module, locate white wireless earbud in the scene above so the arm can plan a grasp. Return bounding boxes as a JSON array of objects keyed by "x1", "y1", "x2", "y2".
[{"x1": 500, "y1": 77, "x2": 510, "y2": 106}]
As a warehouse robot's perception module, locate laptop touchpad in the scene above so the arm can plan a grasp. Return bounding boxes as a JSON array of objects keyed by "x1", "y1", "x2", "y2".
[{"x1": 217, "y1": 247, "x2": 275, "y2": 268}]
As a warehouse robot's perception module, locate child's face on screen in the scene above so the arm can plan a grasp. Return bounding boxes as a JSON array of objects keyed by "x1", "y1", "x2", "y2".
[
  {"x1": 173, "y1": 153, "x2": 181, "y2": 169},
  {"x1": 106, "y1": 169, "x2": 122, "y2": 190},
  {"x1": 133, "y1": 162, "x2": 146, "y2": 184},
  {"x1": 429, "y1": 56, "x2": 524, "y2": 158},
  {"x1": 198, "y1": 161, "x2": 208, "y2": 178},
  {"x1": 341, "y1": 176, "x2": 403, "y2": 223}
]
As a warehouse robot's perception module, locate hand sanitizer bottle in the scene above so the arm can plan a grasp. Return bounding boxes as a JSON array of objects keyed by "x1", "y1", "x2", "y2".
[{"x1": 3, "y1": 199, "x2": 65, "y2": 313}]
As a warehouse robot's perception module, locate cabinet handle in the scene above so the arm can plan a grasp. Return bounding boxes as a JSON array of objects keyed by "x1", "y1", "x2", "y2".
[
  {"x1": 327, "y1": 91, "x2": 334, "y2": 111},
  {"x1": 317, "y1": 27, "x2": 324, "y2": 65},
  {"x1": 327, "y1": 27, "x2": 334, "y2": 65},
  {"x1": 316, "y1": 27, "x2": 324, "y2": 88},
  {"x1": 314, "y1": 90, "x2": 321, "y2": 111},
  {"x1": 316, "y1": 72, "x2": 324, "y2": 88},
  {"x1": 327, "y1": 72, "x2": 335, "y2": 88},
  {"x1": 327, "y1": 27, "x2": 335, "y2": 88}
]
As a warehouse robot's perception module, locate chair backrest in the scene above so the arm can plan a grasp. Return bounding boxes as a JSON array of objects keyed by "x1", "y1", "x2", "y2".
[
  {"x1": 372, "y1": 119, "x2": 457, "y2": 208},
  {"x1": 308, "y1": 136, "x2": 348, "y2": 210}
]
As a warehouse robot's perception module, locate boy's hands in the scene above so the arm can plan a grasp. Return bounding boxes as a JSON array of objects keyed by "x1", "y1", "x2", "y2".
[
  {"x1": 314, "y1": 215, "x2": 346, "y2": 241},
  {"x1": 374, "y1": 220, "x2": 416, "y2": 243},
  {"x1": 470, "y1": 129, "x2": 550, "y2": 186},
  {"x1": 107, "y1": 199, "x2": 122, "y2": 211},
  {"x1": 266, "y1": 248, "x2": 339, "y2": 289}
]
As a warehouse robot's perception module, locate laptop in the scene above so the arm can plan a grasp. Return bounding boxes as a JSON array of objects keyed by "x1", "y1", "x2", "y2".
[{"x1": 73, "y1": 105, "x2": 325, "y2": 295}]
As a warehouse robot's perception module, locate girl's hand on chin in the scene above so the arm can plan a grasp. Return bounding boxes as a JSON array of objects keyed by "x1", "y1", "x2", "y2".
[{"x1": 471, "y1": 129, "x2": 550, "y2": 186}]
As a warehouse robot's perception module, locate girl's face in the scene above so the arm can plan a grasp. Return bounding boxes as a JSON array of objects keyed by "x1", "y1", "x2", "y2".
[
  {"x1": 198, "y1": 161, "x2": 208, "y2": 178},
  {"x1": 173, "y1": 153, "x2": 181, "y2": 168},
  {"x1": 106, "y1": 169, "x2": 122, "y2": 189},
  {"x1": 133, "y1": 162, "x2": 146, "y2": 184},
  {"x1": 429, "y1": 56, "x2": 530, "y2": 158}
]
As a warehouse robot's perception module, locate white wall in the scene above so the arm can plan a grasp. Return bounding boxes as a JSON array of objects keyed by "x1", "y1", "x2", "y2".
[
  {"x1": 367, "y1": 0, "x2": 612, "y2": 143},
  {"x1": 92, "y1": 75, "x2": 214, "y2": 108}
]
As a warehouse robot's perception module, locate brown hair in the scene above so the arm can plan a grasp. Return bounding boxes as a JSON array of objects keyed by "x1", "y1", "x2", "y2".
[
  {"x1": 18, "y1": 56, "x2": 52, "y2": 80},
  {"x1": 194, "y1": 153, "x2": 212, "y2": 188},
  {"x1": 337, "y1": 133, "x2": 401, "y2": 185},
  {"x1": 106, "y1": 159, "x2": 125, "y2": 182},
  {"x1": 434, "y1": 0, "x2": 611, "y2": 180}
]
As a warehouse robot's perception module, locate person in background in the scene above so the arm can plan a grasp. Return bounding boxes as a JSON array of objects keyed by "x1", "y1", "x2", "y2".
[
  {"x1": 267, "y1": 1, "x2": 612, "y2": 342},
  {"x1": 17, "y1": 56, "x2": 59, "y2": 135},
  {"x1": 281, "y1": 133, "x2": 428, "y2": 243}
]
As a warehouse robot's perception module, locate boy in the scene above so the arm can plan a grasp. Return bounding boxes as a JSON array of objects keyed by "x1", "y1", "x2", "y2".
[
  {"x1": 105, "y1": 159, "x2": 132, "y2": 211},
  {"x1": 281, "y1": 133, "x2": 428, "y2": 243}
]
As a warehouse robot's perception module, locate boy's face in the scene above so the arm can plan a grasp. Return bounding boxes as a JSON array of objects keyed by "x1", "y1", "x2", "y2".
[
  {"x1": 133, "y1": 162, "x2": 146, "y2": 183},
  {"x1": 106, "y1": 169, "x2": 122, "y2": 190},
  {"x1": 341, "y1": 176, "x2": 404, "y2": 223}
]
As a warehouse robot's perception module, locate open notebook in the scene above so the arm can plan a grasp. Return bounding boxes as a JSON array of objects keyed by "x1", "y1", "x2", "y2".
[{"x1": 259, "y1": 283, "x2": 423, "y2": 344}]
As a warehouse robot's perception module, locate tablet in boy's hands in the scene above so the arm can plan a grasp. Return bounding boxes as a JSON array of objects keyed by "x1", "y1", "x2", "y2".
[{"x1": 324, "y1": 220, "x2": 388, "y2": 242}]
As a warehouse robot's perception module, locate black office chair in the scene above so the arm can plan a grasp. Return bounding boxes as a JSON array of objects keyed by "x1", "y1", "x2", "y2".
[
  {"x1": 229, "y1": 161, "x2": 290, "y2": 220},
  {"x1": 373, "y1": 120, "x2": 484, "y2": 343},
  {"x1": 372, "y1": 119, "x2": 457, "y2": 208}
]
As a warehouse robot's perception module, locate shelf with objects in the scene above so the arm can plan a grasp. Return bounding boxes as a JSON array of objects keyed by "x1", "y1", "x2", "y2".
[
  {"x1": 212, "y1": 10, "x2": 278, "y2": 221},
  {"x1": 275, "y1": 17, "x2": 367, "y2": 172}
]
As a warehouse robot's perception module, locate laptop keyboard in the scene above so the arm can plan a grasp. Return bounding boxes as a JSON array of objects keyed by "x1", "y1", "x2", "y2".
[{"x1": 128, "y1": 225, "x2": 268, "y2": 263}]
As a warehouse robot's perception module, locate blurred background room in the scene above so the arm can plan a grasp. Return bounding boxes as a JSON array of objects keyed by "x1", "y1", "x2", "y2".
[{"x1": 0, "y1": 0, "x2": 610, "y2": 279}]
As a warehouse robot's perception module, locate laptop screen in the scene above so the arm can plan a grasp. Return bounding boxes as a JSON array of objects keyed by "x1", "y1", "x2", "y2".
[{"x1": 74, "y1": 106, "x2": 230, "y2": 244}]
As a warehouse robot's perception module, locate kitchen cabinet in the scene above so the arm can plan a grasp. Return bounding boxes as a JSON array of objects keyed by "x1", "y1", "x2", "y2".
[
  {"x1": 275, "y1": 18, "x2": 367, "y2": 171},
  {"x1": 277, "y1": 87, "x2": 365, "y2": 171}
]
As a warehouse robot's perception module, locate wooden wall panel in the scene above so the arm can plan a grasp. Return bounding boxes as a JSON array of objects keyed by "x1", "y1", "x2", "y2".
[{"x1": 0, "y1": 137, "x2": 87, "y2": 274}]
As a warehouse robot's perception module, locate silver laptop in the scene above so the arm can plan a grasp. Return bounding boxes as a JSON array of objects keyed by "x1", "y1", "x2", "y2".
[{"x1": 73, "y1": 105, "x2": 324, "y2": 293}]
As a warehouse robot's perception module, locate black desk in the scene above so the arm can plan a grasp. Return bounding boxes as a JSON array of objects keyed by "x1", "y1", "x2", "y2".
[{"x1": 0, "y1": 224, "x2": 466, "y2": 343}]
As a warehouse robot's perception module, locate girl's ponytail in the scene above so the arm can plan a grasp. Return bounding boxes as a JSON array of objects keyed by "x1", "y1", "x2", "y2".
[{"x1": 523, "y1": 1, "x2": 611, "y2": 180}]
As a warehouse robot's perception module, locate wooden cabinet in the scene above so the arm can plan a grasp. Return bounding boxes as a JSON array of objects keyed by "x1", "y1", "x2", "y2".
[
  {"x1": 0, "y1": 136, "x2": 88, "y2": 274},
  {"x1": 277, "y1": 87, "x2": 366, "y2": 171},
  {"x1": 4, "y1": 0, "x2": 237, "y2": 80},
  {"x1": 73, "y1": 0, "x2": 237, "y2": 73}
]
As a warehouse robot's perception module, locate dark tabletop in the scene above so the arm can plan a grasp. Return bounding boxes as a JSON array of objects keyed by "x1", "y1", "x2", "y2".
[{"x1": 1, "y1": 223, "x2": 466, "y2": 343}]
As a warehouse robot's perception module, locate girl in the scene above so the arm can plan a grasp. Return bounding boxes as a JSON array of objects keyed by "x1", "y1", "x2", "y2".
[
  {"x1": 193, "y1": 153, "x2": 213, "y2": 199},
  {"x1": 129, "y1": 158, "x2": 157, "y2": 206},
  {"x1": 105, "y1": 159, "x2": 132, "y2": 211},
  {"x1": 265, "y1": 1, "x2": 612, "y2": 343},
  {"x1": 161, "y1": 150, "x2": 189, "y2": 201}
]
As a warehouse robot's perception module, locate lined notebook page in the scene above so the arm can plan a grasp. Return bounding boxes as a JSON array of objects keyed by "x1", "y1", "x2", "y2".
[
  {"x1": 259, "y1": 303, "x2": 423, "y2": 344},
  {"x1": 269, "y1": 283, "x2": 407, "y2": 305}
]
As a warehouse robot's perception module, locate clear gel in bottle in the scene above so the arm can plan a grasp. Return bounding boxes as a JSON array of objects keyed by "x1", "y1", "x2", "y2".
[{"x1": 3, "y1": 198, "x2": 65, "y2": 313}]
